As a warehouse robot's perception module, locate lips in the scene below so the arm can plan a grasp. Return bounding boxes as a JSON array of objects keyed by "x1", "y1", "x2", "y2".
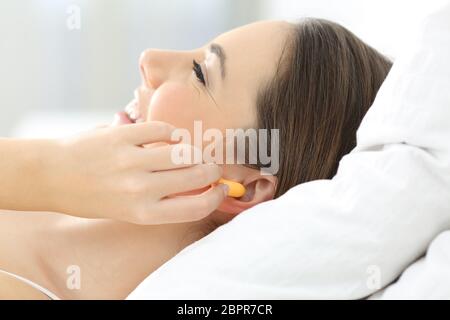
[
  {"x1": 123, "y1": 87, "x2": 154, "y2": 123},
  {"x1": 112, "y1": 99, "x2": 140, "y2": 126},
  {"x1": 124, "y1": 99, "x2": 141, "y2": 123},
  {"x1": 112, "y1": 111, "x2": 134, "y2": 126}
]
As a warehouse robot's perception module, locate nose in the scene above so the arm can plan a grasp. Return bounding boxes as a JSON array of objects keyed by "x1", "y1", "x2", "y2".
[
  {"x1": 139, "y1": 49, "x2": 188, "y2": 89},
  {"x1": 139, "y1": 49, "x2": 164, "y2": 89}
]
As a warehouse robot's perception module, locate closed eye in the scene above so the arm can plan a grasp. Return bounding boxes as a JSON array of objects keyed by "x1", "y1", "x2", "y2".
[{"x1": 192, "y1": 59, "x2": 218, "y2": 107}]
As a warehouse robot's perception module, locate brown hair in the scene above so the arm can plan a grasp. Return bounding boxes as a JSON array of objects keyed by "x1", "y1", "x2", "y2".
[{"x1": 256, "y1": 18, "x2": 392, "y2": 197}]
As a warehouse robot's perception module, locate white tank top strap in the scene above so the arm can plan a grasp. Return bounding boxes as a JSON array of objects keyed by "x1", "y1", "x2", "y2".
[{"x1": 0, "y1": 268, "x2": 60, "y2": 300}]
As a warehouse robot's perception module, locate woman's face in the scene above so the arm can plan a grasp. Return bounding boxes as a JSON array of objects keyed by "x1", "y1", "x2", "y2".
[
  {"x1": 119, "y1": 21, "x2": 288, "y2": 212},
  {"x1": 126, "y1": 20, "x2": 290, "y2": 137}
]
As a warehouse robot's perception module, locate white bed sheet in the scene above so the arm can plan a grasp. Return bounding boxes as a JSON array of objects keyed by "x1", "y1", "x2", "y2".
[{"x1": 370, "y1": 231, "x2": 450, "y2": 299}]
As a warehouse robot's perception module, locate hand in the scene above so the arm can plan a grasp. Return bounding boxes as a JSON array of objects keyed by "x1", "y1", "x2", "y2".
[{"x1": 42, "y1": 121, "x2": 228, "y2": 224}]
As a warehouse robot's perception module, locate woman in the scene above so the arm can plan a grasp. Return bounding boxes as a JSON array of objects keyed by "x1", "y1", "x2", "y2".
[{"x1": 0, "y1": 18, "x2": 392, "y2": 299}]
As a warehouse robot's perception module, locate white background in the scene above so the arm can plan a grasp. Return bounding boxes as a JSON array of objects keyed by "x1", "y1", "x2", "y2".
[{"x1": 0, "y1": 0, "x2": 446, "y2": 137}]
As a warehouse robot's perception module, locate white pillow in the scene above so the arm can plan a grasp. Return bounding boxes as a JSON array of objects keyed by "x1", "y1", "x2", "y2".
[{"x1": 370, "y1": 231, "x2": 450, "y2": 299}]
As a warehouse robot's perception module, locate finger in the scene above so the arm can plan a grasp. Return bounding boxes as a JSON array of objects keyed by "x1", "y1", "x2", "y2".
[
  {"x1": 138, "y1": 144, "x2": 202, "y2": 171},
  {"x1": 115, "y1": 121, "x2": 177, "y2": 145},
  {"x1": 152, "y1": 163, "x2": 223, "y2": 197},
  {"x1": 150, "y1": 184, "x2": 228, "y2": 224}
]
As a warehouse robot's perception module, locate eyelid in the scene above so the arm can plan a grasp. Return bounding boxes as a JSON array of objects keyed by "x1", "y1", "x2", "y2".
[
  {"x1": 198, "y1": 60, "x2": 211, "y2": 88},
  {"x1": 202, "y1": 61, "x2": 210, "y2": 86},
  {"x1": 203, "y1": 66, "x2": 219, "y2": 107},
  {"x1": 194, "y1": 54, "x2": 218, "y2": 106}
]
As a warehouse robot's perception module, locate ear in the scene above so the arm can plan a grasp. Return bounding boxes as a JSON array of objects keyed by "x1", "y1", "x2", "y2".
[{"x1": 218, "y1": 173, "x2": 277, "y2": 215}]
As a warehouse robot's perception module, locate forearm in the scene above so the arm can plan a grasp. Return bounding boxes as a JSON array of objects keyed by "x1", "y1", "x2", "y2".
[
  {"x1": 0, "y1": 138, "x2": 61, "y2": 212},
  {"x1": 0, "y1": 125, "x2": 225, "y2": 223}
]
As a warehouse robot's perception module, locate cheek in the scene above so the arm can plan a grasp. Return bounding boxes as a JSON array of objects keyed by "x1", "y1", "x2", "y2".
[{"x1": 148, "y1": 83, "x2": 202, "y2": 130}]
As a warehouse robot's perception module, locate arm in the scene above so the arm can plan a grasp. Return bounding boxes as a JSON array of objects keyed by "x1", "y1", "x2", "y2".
[
  {"x1": 127, "y1": 5, "x2": 450, "y2": 299},
  {"x1": 0, "y1": 139, "x2": 60, "y2": 212},
  {"x1": 0, "y1": 122, "x2": 226, "y2": 224}
]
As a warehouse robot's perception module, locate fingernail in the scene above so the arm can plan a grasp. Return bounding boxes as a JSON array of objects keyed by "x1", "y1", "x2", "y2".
[{"x1": 220, "y1": 184, "x2": 229, "y2": 197}]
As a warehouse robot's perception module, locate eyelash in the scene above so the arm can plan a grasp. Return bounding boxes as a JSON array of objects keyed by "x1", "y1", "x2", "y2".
[{"x1": 192, "y1": 60, "x2": 206, "y2": 86}]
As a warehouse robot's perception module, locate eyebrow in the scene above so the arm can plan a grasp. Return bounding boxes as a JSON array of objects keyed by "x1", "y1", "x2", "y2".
[{"x1": 210, "y1": 43, "x2": 226, "y2": 79}]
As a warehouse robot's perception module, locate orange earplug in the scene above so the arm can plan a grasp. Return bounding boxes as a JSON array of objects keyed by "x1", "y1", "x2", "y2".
[{"x1": 218, "y1": 178, "x2": 246, "y2": 198}]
